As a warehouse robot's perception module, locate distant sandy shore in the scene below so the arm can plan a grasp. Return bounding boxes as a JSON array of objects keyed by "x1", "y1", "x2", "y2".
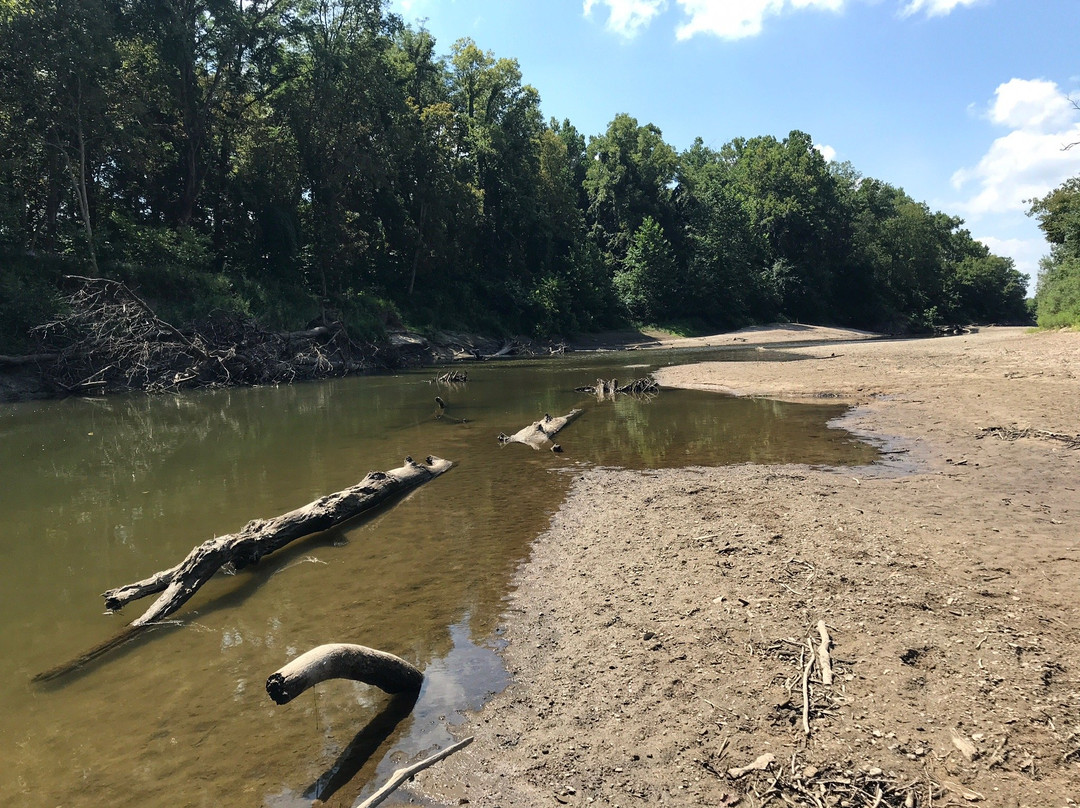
[
  {"x1": 566, "y1": 322, "x2": 881, "y2": 352},
  {"x1": 405, "y1": 326, "x2": 1080, "y2": 808}
]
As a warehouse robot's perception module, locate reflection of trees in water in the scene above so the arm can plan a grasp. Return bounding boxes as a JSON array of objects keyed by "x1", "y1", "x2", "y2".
[
  {"x1": 2, "y1": 366, "x2": 885, "y2": 808},
  {"x1": 585, "y1": 393, "x2": 873, "y2": 469}
]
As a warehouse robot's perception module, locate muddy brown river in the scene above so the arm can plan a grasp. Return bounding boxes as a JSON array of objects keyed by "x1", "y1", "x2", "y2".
[{"x1": 0, "y1": 348, "x2": 877, "y2": 807}]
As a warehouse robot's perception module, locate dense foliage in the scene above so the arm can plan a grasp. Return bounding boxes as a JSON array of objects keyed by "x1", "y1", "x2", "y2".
[
  {"x1": 0, "y1": 0, "x2": 1031, "y2": 353},
  {"x1": 1029, "y1": 177, "x2": 1080, "y2": 329}
]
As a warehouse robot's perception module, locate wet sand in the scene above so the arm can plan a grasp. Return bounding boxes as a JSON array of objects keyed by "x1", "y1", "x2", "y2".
[{"x1": 375, "y1": 326, "x2": 1080, "y2": 807}]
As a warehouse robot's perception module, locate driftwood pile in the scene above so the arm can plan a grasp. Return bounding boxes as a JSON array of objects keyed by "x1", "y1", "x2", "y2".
[
  {"x1": 30, "y1": 275, "x2": 377, "y2": 395},
  {"x1": 435, "y1": 370, "x2": 468, "y2": 384},
  {"x1": 575, "y1": 377, "x2": 659, "y2": 399}
]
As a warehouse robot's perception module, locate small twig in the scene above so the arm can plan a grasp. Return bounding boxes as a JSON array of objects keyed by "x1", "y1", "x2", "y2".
[
  {"x1": 817, "y1": 621, "x2": 833, "y2": 686},
  {"x1": 802, "y1": 640, "x2": 814, "y2": 736},
  {"x1": 728, "y1": 752, "x2": 775, "y2": 779},
  {"x1": 357, "y1": 736, "x2": 473, "y2": 808},
  {"x1": 985, "y1": 735, "x2": 1008, "y2": 769}
]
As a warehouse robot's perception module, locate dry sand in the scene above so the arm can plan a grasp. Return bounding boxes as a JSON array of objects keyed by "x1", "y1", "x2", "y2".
[{"x1": 394, "y1": 326, "x2": 1080, "y2": 808}]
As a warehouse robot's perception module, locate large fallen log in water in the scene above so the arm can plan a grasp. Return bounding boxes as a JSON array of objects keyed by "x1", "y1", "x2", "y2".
[
  {"x1": 497, "y1": 409, "x2": 583, "y2": 450},
  {"x1": 102, "y1": 456, "x2": 453, "y2": 627},
  {"x1": 266, "y1": 643, "x2": 423, "y2": 704}
]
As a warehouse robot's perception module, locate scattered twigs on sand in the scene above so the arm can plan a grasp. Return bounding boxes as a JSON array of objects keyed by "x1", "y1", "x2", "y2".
[
  {"x1": 979, "y1": 425, "x2": 1080, "y2": 449},
  {"x1": 727, "y1": 752, "x2": 944, "y2": 807},
  {"x1": 356, "y1": 737, "x2": 474, "y2": 808},
  {"x1": 498, "y1": 409, "x2": 583, "y2": 450}
]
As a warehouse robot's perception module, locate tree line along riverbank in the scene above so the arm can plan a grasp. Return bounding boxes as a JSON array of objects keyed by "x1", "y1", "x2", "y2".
[{"x1": 1, "y1": 1, "x2": 1036, "y2": 369}]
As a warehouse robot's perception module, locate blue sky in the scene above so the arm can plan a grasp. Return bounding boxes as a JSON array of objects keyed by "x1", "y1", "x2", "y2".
[{"x1": 389, "y1": 0, "x2": 1080, "y2": 290}]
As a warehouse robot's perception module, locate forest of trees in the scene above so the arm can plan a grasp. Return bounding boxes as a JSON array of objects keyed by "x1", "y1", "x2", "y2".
[
  {"x1": 0, "y1": 0, "x2": 1033, "y2": 354},
  {"x1": 1029, "y1": 176, "x2": 1080, "y2": 329}
]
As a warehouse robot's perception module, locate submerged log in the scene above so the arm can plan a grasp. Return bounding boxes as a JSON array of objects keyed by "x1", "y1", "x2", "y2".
[
  {"x1": 103, "y1": 456, "x2": 453, "y2": 627},
  {"x1": 0, "y1": 352, "x2": 59, "y2": 367},
  {"x1": 498, "y1": 409, "x2": 582, "y2": 450},
  {"x1": 266, "y1": 643, "x2": 423, "y2": 704}
]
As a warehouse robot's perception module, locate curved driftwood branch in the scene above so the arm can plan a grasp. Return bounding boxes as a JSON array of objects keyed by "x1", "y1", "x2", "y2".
[
  {"x1": 497, "y1": 409, "x2": 583, "y2": 450},
  {"x1": 266, "y1": 643, "x2": 423, "y2": 704},
  {"x1": 103, "y1": 456, "x2": 453, "y2": 626},
  {"x1": 357, "y1": 736, "x2": 474, "y2": 808}
]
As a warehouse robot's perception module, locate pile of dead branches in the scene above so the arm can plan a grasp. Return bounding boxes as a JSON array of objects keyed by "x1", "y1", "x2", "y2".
[
  {"x1": 435, "y1": 370, "x2": 468, "y2": 384},
  {"x1": 32, "y1": 275, "x2": 378, "y2": 395},
  {"x1": 575, "y1": 377, "x2": 660, "y2": 399},
  {"x1": 978, "y1": 425, "x2": 1080, "y2": 449},
  {"x1": 716, "y1": 752, "x2": 946, "y2": 807}
]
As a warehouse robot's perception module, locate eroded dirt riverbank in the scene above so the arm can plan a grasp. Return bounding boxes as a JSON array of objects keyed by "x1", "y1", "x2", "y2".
[{"x1": 402, "y1": 327, "x2": 1080, "y2": 808}]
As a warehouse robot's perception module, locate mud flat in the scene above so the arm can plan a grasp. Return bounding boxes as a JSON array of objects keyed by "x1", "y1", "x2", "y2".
[{"x1": 397, "y1": 327, "x2": 1080, "y2": 807}]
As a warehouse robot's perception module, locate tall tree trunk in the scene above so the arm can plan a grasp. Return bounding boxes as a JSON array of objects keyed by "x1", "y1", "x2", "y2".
[
  {"x1": 56, "y1": 79, "x2": 99, "y2": 273},
  {"x1": 408, "y1": 200, "x2": 427, "y2": 296}
]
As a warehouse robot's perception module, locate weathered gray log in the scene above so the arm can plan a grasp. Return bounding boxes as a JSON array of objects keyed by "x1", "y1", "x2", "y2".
[
  {"x1": 497, "y1": 409, "x2": 583, "y2": 450},
  {"x1": 103, "y1": 456, "x2": 453, "y2": 626},
  {"x1": 266, "y1": 643, "x2": 423, "y2": 704}
]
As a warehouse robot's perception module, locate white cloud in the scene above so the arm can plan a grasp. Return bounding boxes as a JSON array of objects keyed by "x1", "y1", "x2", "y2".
[
  {"x1": 900, "y1": 0, "x2": 981, "y2": 18},
  {"x1": 952, "y1": 79, "x2": 1080, "y2": 218},
  {"x1": 814, "y1": 143, "x2": 837, "y2": 162},
  {"x1": 975, "y1": 235, "x2": 1046, "y2": 289},
  {"x1": 989, "y1": 78, "x2": 1076, "y2": 133},
  {"x1": 583, "y1": 0, "x2": 668, "y2": 38},
  {"x1": 585, "y1": 0, "x2": 983, "y2": 41},
  {"x1": 674, "y1": 0, "x2": 844, "y2": 40}
]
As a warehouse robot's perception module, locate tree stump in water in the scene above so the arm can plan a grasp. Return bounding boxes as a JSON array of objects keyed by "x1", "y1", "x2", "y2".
[
  {"x1": 574, "y1": 377, "x2": 659, "y2": 398},
  {"x1": 102, "y1": 456, "x2": 453, "y2": 627}
]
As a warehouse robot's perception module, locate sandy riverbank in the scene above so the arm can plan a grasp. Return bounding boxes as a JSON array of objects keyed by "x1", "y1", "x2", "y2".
[{"x1": 391, "y1": 326, "x2": 1080, "y2": 808}]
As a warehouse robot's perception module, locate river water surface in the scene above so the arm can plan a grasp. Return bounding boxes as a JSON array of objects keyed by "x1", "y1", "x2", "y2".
[{"x1": 0, "y1": 348, "x2": 878, "y2": 807}]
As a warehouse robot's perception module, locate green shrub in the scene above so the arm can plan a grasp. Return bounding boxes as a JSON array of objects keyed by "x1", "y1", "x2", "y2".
[{"x1": 0, "y1": 251, "x2": 69, "y2": 353}]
